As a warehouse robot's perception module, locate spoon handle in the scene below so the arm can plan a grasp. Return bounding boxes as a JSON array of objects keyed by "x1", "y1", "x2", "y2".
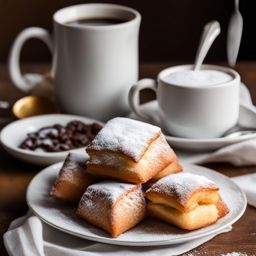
[
  {"x1": 235, "y1": 0, "x2": 239, "y2": 11},
  {"x1": 194, "y1": 21, "x2": 221, "y2": 71}
]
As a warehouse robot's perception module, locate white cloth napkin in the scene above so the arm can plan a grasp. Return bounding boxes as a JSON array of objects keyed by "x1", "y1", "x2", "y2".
[
  {"x1": 232, "y1": 174, "x2": 256, "y2": 208},
  {"x1": 3, "y1": 211, "x2": 232, "y2": 256},
  {"x1": 176, "y1": 139, "x2": 256, "y2": 166}
]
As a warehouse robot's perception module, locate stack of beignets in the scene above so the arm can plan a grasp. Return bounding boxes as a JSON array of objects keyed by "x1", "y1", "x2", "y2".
[
  {"x1": 151, "y1": 157, "x2": 182, "y2": 180},
  {"x1": 146, "y1": 173, "x2": 229, "y2": 230},
  {"x1": 50, "y1": 117, "x2": 229, "y2": 238},
  {"x1": 77, "y1": 118, "x2": 181, "y2": 236}
]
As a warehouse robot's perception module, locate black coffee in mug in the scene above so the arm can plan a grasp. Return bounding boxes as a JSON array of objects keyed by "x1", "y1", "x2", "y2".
[
  {"x1": 67, "y1": 17, "x2": 127, "y2": 26},
  {"x1": 9, "y1": 3, "x2": 141, "y2": 120}
]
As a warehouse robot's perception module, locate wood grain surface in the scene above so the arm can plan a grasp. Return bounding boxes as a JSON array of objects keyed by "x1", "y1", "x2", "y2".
[{"x1": 0, "y1": 62, "x2": 256, "y2": 255}]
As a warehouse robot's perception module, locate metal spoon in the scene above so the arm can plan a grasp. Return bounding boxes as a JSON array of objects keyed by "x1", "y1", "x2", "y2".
[
  {"x1": 223, "y1": 127, "x2": 256, "y2": 138},
  {"x1": 227, "y1": 0, "x2": 243, "y2": 67},
  {"x1": 194, "y1": 21, "x2": 221, "y2": 71}
]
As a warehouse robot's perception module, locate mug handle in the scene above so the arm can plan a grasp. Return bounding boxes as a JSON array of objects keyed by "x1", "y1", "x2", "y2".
[
  {"x1": 128, "y1": 78, "x2": 157, "y2": 121},
  {"x1": 8, "y1": 27, "x2": 53, "y2": 93}
]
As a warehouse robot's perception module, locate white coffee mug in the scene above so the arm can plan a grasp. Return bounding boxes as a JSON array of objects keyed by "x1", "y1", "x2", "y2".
[
  {"x1": 129, "y1": 64, "x2": 240, "y2": 138},
  {"x1": 9, "y1": 4, "x2": 141, "y2": 121}
]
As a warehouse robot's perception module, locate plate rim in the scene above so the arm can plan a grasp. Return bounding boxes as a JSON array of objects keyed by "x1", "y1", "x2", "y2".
[{"x1": 26, "y1": 162, "x2": 247, "y2": 246}]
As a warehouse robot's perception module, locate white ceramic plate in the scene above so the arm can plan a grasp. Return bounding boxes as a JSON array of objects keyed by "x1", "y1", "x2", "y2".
[
  {"x1": 0, "y1": 114, "x2": 103, "y2": 165},
  {"x1": 128, "y1": 101, "x2": 256, "y2": 152},
  {"x1": 26, "y1": 162, "x2": 246, "y2": 246}
]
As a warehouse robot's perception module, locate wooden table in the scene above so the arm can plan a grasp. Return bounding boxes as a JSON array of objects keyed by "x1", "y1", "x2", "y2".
[{"x1": 0, "y1": 62, "x2": 256, "y2": 255}]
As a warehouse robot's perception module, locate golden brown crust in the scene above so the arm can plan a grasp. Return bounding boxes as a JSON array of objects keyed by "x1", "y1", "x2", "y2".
[
  {"x1": 215, "y1": 196, "x2": 230, "y2": 218},
  {"x1": 77, "y1": 183, "x2": 147, "y2": 237},
  {"x1": 146, "y1": 188, "x2": 220, "y2": 213},
  {"x1": 143, "y1": 160, "x2": 182, "y2": 190},
  {"x1": 87, "y1": 131, "x2": 161, "y2": 163},
  {"x1": 50, "y1": 153, "x2": 97, "y2": 202},
  {"x1": 147, "y1": 201, "x2": 219, "y2": 230},
  {"x1": 151, "y1": 159, "x2": 183, "y2": 180},
  {"x1": 145, "y1": 173, "x2": 219, "y2": 212},
  {"x1": 147, "y1": 195, "x2": 229, "y2": 231},
  {"x1": 86, "y1": 117, "x2": 162, "y2": 162},
  {"x1": 50, "y1": 175, "x2": 96, "y2": 202},
  {"x1": 87, "y1": 134, "x2": 175, "y2": 183},
  {"x1": 111, "y1": 187, "x2": 147, "y2": 237}
]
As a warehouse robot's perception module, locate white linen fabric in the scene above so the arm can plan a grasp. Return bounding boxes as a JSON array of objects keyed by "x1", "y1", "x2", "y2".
[
  {"x1": 3, "y1": 211, "x2": 231, "y2": 256},
  {"x1": 232, "y1": 173, "x2": 256, "y2": 208}
]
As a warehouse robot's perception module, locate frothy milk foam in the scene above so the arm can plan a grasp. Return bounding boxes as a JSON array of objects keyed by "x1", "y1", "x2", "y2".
[{"x1": 164, "y1": 69, "x2": 233, "y2": 87}]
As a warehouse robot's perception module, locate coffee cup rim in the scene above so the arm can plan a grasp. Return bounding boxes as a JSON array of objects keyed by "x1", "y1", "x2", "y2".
[
  {"x1": 158, "y1": 64, "x2": 240, "y2": 89},
  {"x1": 53, "y1": 3, "x2": 141, "y2": 30}
]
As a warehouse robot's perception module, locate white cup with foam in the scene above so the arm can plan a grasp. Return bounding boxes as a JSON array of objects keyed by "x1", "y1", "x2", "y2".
[{"x1": 128, "y1": 64, "x2": 240, "y2": 139}]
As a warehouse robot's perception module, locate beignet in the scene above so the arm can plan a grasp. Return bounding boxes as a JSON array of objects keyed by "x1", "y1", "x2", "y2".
[
  {"x1": 146, "y1": 173, "x2": 220, "y2": 213},
  {"x1": 151, "y1": 158, "x2": 183, "y2": 180},
  {"x1": 147, "y1": 200, "x2": 228, "y2": 230},
  {"x1": 77, "y1": 181, "x2": 147, "y2": 237},
  {"x1": 143, "y1": 160, "x2": 183, "y2": 190},
  {"x1": 50, "y1": 153, "x2": 96, "y2": 202},
  {"x1": 86, "y1": 117, "x2": 175, "y2": 183},
  {"x1": 146, "y1": 172, "x2": 229, "y2": 230}
]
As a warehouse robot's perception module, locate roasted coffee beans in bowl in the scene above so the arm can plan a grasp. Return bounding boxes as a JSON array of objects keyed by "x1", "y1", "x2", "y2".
[{"x1": 0, "y1": 114, "x2": 103, "y2": 165}]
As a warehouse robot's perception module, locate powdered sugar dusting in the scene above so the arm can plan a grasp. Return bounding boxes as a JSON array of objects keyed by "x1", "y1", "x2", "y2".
[
  {"x1": 68, "y1": 152, "x2": 87, "y2": 164},
  {"x1": 89, "y1": 134, "x2": 172, "y2": 170},
  {"x1": 220, "y1": 253, "x2": 248, "y2": 256},
  {"x1": 87, "y1": 117, "x2": 161, "y2": 162},
  {"x1": 183, "y1": 251, "x2": 248, "y2": 256},
  {"x1": 81, "y1": 181, "x2": 136, "y2": 206},
  {"x1": 147, "y1": 173, "x2": 218, "y2": 205},
  {"x1": 58, "y1": 152, "x2": 87, "y2": 182}
]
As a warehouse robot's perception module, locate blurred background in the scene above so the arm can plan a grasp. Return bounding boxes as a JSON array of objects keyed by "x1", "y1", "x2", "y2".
[{"x1": 0, "y1": 0, "x2": 254, "y2": 63}]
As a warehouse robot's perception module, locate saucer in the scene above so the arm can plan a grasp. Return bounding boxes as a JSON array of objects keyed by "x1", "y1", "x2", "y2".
[
  {"x1": 0, "y1": 114, "x2": 103, "y2": 165},
  {"x1": 128, "y1": 101, "x2": 256, "y2": 152}
]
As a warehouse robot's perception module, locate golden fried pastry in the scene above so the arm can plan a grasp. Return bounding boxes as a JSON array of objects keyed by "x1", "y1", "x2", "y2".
[
  {"x1": 147, "y1": 200, "x2": 228, "y2": 230},
  {"x1": 215, "y1": 196, "x2": 230, "y2": 218},
  {"x1": 146, "y1": 172, "x2": 229, "y2": 230},
  {"x1": 50, "y1": 152, "x2": 97, "y2": 202},
  {"x1": 77, "y1": 181, "x2": 147, "y2": 238},
  {"x1": 143, "y1": 160, "x2": 183, "y2": 190},
  {"x1": 86, "y1": 117, "x2": 175, "y2": 183},
  {"x1": 151, "y1": 158, "x2": 183, "y2": 180},
  {"x1": 146, "y1": 172, "x2": 219, "y2": 212}
]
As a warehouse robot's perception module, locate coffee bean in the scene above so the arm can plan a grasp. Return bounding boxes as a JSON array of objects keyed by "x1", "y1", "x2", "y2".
[
  {"x1": 19, "y1": 120, "x2": 102, "y2": 152},
  {"x1": 91, "y1": 122, "x2": 102, "y2": 134}
]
